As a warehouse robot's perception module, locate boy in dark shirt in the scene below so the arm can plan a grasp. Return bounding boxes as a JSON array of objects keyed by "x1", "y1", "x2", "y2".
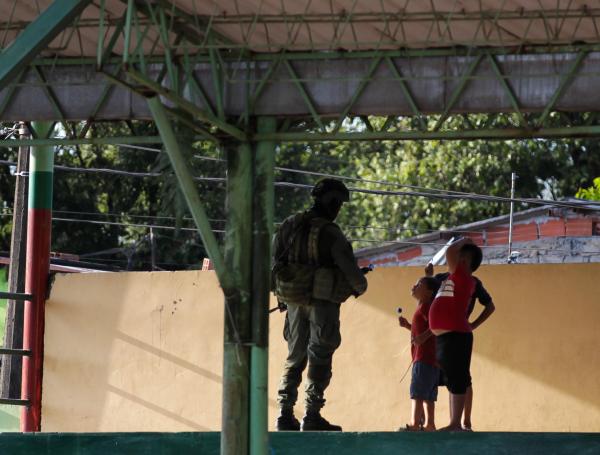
[
  {"x1": 429, "y1": 237, "x2": 482, "y2": 431},
  {"x1": 398, "y1": 276, "x2": 441, "y2": 431}
]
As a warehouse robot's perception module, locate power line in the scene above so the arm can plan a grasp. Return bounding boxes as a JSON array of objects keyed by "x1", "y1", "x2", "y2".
[
  {"x1": 52, "y1": 209, "x2": 228, "y2": 225},
  {"x1": 4, "y1": 151, "x2": 600, "y2": 212},
  {"x1": 51, "y1": 216, "x2": 226, "y2": 234},
  {"x1": 0, "y1": 212, "x2": 225, "y2": 234},
  {"x1": 4, "y1": 139, "x2": 597, "y2": 211}
]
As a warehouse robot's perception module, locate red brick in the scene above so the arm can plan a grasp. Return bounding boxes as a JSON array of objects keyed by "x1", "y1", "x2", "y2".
[
  {"x1": 463, "y1": 231, "x2": 485, "y2": 246},
  {"x1": 566, "y1": 218, "x2": 593, "y2": 237},
  {"x1": 372, "y1": 256, "x2": 395, "y2": 266},
  {"x1": 486, "y1": 227, "x2": 509, "y2": 245},
  {"x1": 511, "y1": 222, "x2": 539, "y2": 242},
  {"x1": 396, "y1": 246, "x2": 422, "y2": 262},
  {"x1": 358, "y1": 259, "x2": 371, "y2": 268},
  {"x1": 539, "y1": 219, "x2": 565, "y2": 238}
]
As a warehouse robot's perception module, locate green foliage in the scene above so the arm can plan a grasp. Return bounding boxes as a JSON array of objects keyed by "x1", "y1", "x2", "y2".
[
  {"x1": 0, "y1": 121, "x2": 226, "y2": 270},
  {"x1": 576, "y1": 177, "x2": 600, "y2": 201},
  {"x1": 274, "y1": 116, "x2": 600, "y2": 246},
  {"x1": 2, "y1": 115, "x2": 600, "y2": 269}
]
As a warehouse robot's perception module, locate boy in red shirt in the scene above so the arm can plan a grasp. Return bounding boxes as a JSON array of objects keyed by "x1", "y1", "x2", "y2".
[
  {"x1": 398, "y1": 276, "x2": 441, "y2": 431},
  {"x1": 428, "y1": 237, "x2": 482, "y2": 431}
]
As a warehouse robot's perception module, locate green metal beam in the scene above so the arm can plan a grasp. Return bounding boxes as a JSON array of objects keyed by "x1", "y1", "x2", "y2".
[
  {"x1": 0, "y1": 136, "x2": 164, "y2": 148},
  {"x1": 486, "y1": 54, "x2": 527, "y2": 127},
  {"x1": 537, "y1": 50, "x2": 589, "y2": 127},
  {"x1": 6, "y1": 126, "x2": 599, "y2": 145},
  {"x1": 284, "y1": 60, "x2": 326, "y2": 132},
  {"x1": 253, "y1": 125, "x2": 600, "y2": 142},
  {"x1": 146, "y1": 96, "x2": 232, "y2": 291},
  {"x1": 332, "y1": 56, "x2": 382, "y2": 134},
  {"x1": 0, "y1": 0, "x2": 92, "y2": 90},
  {"x1": 22, "y1": 43, "x2": 600, "y2": 68},
  {"x1": 126, "y1": 68, "x2": 247, "y2": 141},
  {"x1": 385, "y1": 57, "x2": 427, "y2": 130},
  {"x1": 433, "y1": 54, "x2": 483, "y2": 131}
]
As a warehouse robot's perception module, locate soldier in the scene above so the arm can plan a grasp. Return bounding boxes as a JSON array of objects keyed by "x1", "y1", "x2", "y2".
[{"x1": 272, "y1": 178, "x2": 369, "y2": 431}]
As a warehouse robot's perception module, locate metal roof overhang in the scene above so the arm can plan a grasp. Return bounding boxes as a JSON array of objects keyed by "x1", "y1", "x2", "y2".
[{"x1": 1, "y1": 1, "x2": 600, "y2": 126}]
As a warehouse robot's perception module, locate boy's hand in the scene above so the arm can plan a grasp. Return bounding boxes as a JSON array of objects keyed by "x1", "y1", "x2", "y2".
[
  {"x1": 424, "y1": 263, "x2": 434, "y2": 277},
  {"x1": 398, "y1": 316, "x2": 410, "y2": 329}
]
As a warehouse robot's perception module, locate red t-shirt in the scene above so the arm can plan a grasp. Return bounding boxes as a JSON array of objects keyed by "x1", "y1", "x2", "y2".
[
  {"x1": 429, "y1": 264, "x2": 475, "y2": 333},
  {"x1": 411, "y1": 301, "x2": 437, "y2": 366}
]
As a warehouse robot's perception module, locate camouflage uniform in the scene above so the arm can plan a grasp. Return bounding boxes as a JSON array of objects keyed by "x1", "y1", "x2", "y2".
[{"x1": 274, "y1": 208, "x2": 368, "y2": 413}]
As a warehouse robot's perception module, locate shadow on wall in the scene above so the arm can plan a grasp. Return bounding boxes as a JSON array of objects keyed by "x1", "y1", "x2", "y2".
[
  {"x1": 354, "y1": 264, "x2": 600, "y2": 424},
  {"x1": 114, "y1": 331, "x2": 280, "y2": 411},
  {"x1": 43, "y1": 270, "x2": 279, "y2": 431},
  {"x1": 105, "y1": 385, "x2": 210, "y2": 431}
]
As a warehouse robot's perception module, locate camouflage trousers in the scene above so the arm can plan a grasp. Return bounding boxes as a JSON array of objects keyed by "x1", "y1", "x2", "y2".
[{"x1": 277, "y1": 300, "x2": 342, "y2": 413}]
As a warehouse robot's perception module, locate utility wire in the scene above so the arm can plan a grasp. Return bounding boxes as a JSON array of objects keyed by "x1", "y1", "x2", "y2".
[
  {"x1": 4, "y1": 141, "x2": 597, "y2": 210},
  {"x1": 51, "y1": 216, "x2": 226, "y2": 234},
  {"x1": 3, "y1": 154, "x2": 600, "y2": 212}
]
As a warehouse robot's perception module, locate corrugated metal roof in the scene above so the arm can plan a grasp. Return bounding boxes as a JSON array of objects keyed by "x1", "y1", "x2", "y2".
[{"x1": 2, "y1": 1, "x2": 600, "y2": 57}]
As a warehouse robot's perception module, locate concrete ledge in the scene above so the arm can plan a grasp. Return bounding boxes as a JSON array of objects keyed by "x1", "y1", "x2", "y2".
[{"x1": 0, "y1": 432, "x2": 599, "y2": 454}]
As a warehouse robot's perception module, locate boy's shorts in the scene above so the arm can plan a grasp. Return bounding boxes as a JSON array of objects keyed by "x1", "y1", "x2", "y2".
[
  {"x1": 410, "y1": 361, "x2": 440, "y2": 401},
  {"x1": 436, "y1": 331, "x2": 473, "y2": 395}
]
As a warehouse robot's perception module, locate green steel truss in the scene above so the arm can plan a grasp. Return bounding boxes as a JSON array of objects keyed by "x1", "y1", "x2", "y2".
[
  {"x1": 1, "y1": 1, "x2": 600, "y2": 143},
  {"x1": 2, "y1": 3, "x2": 600, "y2": 455}
]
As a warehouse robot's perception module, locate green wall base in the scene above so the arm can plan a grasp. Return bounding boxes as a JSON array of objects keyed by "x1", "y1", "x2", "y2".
[{"x1": 0, "y1": 432, "x2": 598, "y2": 454}]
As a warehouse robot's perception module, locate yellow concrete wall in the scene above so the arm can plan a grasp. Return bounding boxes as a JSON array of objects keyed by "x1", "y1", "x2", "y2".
[{"x1": 41, "y1": 264, "x2": 600, "y2": 432}]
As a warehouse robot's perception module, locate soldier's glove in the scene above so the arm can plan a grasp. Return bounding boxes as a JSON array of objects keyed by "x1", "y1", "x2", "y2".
[
  {"x1": 360, "y1": 264, "x2": 374, "y2": 275},
  {"x1": 277, "y1": 299, "x2": 288, "y2": 312}
]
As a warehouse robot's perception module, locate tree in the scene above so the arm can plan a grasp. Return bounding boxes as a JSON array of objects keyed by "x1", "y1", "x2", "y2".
[
  {"x1": 2, "y1": 114, "x2": 600, "y2": 269},
  {"x1": 576, "y1": 177, "x2": 600, "y2": 201}
]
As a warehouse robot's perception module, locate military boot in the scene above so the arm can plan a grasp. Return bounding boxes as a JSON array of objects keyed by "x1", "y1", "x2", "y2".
[
  {"x1": 301, "y1": 410, "x2": 342, "y2": 431},
  {"x1": 276, "y1": 408, "x2": 300, "y2": 431}
]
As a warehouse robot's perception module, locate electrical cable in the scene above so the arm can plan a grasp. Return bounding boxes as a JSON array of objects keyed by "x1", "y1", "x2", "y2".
[
  {"x1": 51, "y1": 216, "x2": 226, "y2": 234},
  {"x1": 3, "y1": 155, "x2": 600, "y2": 212}
]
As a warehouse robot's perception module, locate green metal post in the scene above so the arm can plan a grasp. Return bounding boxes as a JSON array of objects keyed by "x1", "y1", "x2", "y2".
[
  {"x1": 250, "y1": 117, "x2": 276, "y2": 455},
  {"x1": 222, "y1": 139, "x2": 253, "y2": 455},
  {"x1": 122, "y1": 0, "x2": 135, "y2": 64},
  {"x1": 146, "y1": 96, "x2": 232, "y2": 290}
]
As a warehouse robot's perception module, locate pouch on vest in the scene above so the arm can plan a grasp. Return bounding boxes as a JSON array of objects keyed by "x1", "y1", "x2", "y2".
[
  {"x1": 275, "y1": 263, "x2": 314, "y2": 306},
  {"x1": 313, "y1": 267, "x2": 355, "y2": 304}
]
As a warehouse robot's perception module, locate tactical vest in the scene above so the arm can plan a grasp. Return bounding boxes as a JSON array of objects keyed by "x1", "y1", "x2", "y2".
[{"x1": 274, "y1": 214, "x2": 354, "y2": 305}]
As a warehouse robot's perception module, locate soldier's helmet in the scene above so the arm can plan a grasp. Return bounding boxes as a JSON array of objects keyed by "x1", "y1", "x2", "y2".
[{"x1": 311, "y1": 178, "x2": 350, "y2": 202}]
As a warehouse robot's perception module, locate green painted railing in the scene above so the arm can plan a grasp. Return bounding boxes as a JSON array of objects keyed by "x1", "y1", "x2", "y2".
[{"x1": 0, "y1": 432, "x2": 598, "y2": 455}]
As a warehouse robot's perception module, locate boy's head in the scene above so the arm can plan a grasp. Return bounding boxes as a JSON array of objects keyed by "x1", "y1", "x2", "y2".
[
  {"x1": 458, "y1": 243, "x2": 483, "y2": 273},
  {"x1": 411, "y1": 276, "x2": 441, "y2": 303}
]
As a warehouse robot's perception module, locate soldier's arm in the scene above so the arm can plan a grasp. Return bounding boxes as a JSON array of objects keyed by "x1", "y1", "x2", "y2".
[{"x1": 327, "y1": 225, "x2": 368, "y2": 296}]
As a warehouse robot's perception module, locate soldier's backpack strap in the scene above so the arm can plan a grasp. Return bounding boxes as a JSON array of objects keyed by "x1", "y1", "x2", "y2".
[
  {"x1": 307, "y1": 218, "x2": 334, "y2": 265},
  {"x1": 276, "y1": 211, "x2": 311, "y2": 266}
]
